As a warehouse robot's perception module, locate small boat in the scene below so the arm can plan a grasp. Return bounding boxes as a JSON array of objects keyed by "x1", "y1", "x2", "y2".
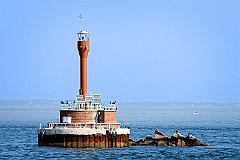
[{"x1": 192, "y1": 112, "x2": 198, "y2": 114}]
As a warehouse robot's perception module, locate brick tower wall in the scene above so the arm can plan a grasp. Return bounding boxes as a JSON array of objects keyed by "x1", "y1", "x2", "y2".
[
  {"x1": 60, "y1": 110, "x2": 97, "y2": 123},
  {"x1": 98, "y1": 110, "x2": 117, "y2": 123},
  {"x1": 104, "y1": 110, "x2": 116, "y2": 123}
]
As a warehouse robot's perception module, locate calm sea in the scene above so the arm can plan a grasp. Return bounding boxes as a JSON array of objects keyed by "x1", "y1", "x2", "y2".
[{"x1": 0, "y1": 100, "x2": 239, "y2": 159}]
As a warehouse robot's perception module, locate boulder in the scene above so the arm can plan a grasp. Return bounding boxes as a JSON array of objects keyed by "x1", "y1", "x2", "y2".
[
  {"x1": 154, "y1": 129, "x2": 168, "y2": 139},
  {"x1": 129, "y1": 130, "x2": 211, "y2": 147}
]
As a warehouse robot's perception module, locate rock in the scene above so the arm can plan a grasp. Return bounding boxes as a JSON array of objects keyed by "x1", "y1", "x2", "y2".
[
  {"x1": 129, "y1": 130, "x2": 211, "y2": 147},
  {"x1": 172, "y1": 130, "x2": 184, "y2": 139},
  {"x1": 144, "y1": 135, "x2": 153, "y2": 141},
  {"x1": 154, "y1": 129, "x2": 168, "y2": 139},
  {"x1": 157, "y1": 140, "x2": 167, "y2": 146},
  {"x1": 177, "y1": 139, "x2": 186, "y2": 146},
  {"x1": 143, "y1": 135, "x2": 155, "y2": 145},
  {"x1": 201, "y1": 142, "x2": 211, "y2": 146},
  {"x1": 129, "y1": 139, "x2": 136, "y2": 146}
]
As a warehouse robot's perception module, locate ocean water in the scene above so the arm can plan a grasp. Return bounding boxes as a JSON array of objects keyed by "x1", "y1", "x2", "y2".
[{"x1": 0, "y1": 100, "x2": 239, "y2": 159}]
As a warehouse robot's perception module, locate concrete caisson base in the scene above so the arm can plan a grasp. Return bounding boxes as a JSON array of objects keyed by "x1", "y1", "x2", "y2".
[{"x1": 38, "y1": 133, "x2": 129, "y2": 148}]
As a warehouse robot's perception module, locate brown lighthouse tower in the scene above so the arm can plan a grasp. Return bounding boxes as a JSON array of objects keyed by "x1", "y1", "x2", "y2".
[{"x1": 77, "y1": 30, "x2": 90, "y2": 97}]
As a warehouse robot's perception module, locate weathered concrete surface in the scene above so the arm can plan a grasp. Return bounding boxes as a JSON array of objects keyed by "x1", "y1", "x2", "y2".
[
  {"x1": 38, "y1": 133, "x2": 130, "y2": 148},
  {"x1": 129, "y1": 129, "x2": 211, "y2": 146}
]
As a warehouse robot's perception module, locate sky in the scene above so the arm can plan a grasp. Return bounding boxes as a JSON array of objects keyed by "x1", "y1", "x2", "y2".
[{"x1": 0, "y1": 0, "x2": 240, "y2": 102}]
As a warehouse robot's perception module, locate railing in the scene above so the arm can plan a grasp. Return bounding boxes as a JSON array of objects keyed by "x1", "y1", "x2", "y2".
[
  {"x1": 60, "y1": 103, "x2": 117, "y2": 111},
  {"x1": 42, "y1": 122, "x2": 121, "y2": 130}
]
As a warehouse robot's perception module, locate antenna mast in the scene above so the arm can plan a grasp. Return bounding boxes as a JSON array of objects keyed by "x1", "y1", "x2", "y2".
[{"x1": 79, "y1": 14, "x2": 84, "y2": 30}]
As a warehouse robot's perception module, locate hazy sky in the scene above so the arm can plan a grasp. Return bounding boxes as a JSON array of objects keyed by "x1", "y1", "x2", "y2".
[{"x1": 0, "y1": 1, "x2": 240, "y2": 102}]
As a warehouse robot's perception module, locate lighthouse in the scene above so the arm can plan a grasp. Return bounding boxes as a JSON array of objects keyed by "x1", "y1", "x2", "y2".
[
  {"x1": 38, "y1": 19, "x2": 130, "y2": 148},
  {"x1": 77, "y1": 30, "x2": 90, "y2": 97}
]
